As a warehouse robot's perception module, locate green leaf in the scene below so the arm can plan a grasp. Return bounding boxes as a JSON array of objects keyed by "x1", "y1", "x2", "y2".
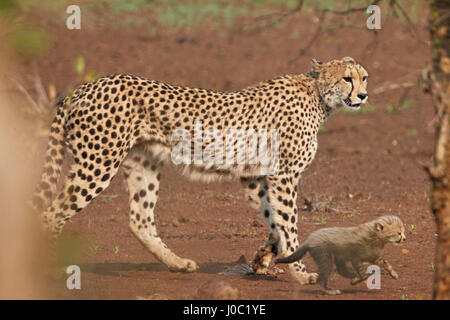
[{"x1": 75, "y1": 56, "x2": 85, "y2": 75}]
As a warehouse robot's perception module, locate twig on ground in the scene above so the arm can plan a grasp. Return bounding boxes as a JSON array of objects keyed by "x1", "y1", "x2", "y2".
[
  {"x1": 302, "y1": 197, "x2": 358, "y2": 215},
  {"x1": 372, "y1": 82, "x2": 416, "y2": 95},
  {"x1": 10, "y1": 73, "x2": 53, "y2": 116}
]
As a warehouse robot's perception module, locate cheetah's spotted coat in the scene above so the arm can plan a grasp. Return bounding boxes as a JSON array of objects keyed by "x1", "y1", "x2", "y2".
[{"x1": 33, "y1": 57, "x2": 368, "y2": 284}]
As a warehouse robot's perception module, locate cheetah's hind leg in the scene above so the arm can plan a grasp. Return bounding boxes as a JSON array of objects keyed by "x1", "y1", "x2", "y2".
[
  {"x1": 123, "y1": 147, "x2": 198, "y2": 273},
  {"x1": 40, "y1": 160, "x2": 122, "y2": 258}
]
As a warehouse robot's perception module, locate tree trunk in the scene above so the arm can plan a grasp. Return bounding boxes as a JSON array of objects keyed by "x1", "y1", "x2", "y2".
[{"x1": 428, "y1": 0, "x2": 450, "y2": 300}]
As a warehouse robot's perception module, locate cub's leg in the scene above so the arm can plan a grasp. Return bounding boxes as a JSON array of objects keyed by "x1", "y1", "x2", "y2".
[
  {"x1": 309, "y1": 248, "x2": 341, "y2": 295},
  {"x1": 350, "y1": 261, "x2": 370, "y2": 285},
  {"x1": 377, "y1": 258, "x2": 399, "y2": 279},
  {"x1": 242, "y1": 175, "x2": 317, "y2": 284},
  {"x1": 335, "y1": 258, "x2": 357, "y2": 279},
  {"x1": 123, "y1": 148, "x2": 198, "y2": 273}
]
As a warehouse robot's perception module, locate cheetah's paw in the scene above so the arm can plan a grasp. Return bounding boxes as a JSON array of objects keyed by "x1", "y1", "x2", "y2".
[
  {"x1": 168, "y1": 258, "x2": 199, "y2": 273},
  {"x1": 291, "y1": 271, "x2": 318, "y2": 285}
]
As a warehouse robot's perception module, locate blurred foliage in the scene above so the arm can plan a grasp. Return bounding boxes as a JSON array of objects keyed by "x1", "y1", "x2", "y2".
[
  {"x1": 15, "y1": 0, "x2": 67, "y2": 12},
  {"x1": 75, "y1": 56, "x2": 86, "y2": 75},
  {"x1": 74, "y1": 56, "x2": 103, "y2": 82},
  {"x1": 339, "y1": 104, "x2": 377, "y2": 115},
  {"x1": 7, "y1": 25, "x2": 50, "y2": 60},
  {"x1": 0, "y1": 0, "x2": 51, "y2": 60},
  {"x1": 55, "y1": 235, "x2": 86, "y2": 266},
  {"x1": 104, "y1": 0, "x2": 149, "y2": 14},
  {"x1": 155, "y1": 1, "x2": 249, "y2": 28},
  {"x1": 5, "y1": 0, "x2": 423, "y2": 31},
  {"x1": 386, "y1": 100, "x2": 416, "y2": 114},
  {"x1": 0, "y1": 0, "x2": 18, "y2": 13}
]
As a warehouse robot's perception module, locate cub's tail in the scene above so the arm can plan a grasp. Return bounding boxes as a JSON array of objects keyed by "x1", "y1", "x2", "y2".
[
  {"x1": 31, "y1": 97, "x2": 69, "y2": 212},
  {"x1": 275, "y1": 243, "x2": 309, "y2": 264}
]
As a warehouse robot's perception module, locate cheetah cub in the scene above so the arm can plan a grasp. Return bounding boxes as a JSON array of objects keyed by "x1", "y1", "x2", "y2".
[{"x1": 275, "y1": 215, "x2": 406, "y2": 295}]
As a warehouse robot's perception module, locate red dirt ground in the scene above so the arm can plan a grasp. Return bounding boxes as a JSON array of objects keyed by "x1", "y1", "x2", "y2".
[{"x1": 11, "y1": 5, "x2": 437, "y2": 300}]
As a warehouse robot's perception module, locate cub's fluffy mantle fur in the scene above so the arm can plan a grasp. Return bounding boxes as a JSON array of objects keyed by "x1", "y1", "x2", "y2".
[{"x1": 275, "y1": 215, "x2": 406, "y2": 295}]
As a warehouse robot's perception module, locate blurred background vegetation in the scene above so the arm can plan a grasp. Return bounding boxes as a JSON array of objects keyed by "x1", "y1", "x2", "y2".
[
  {"x1": 5, "y1": 0, "x2": 421, "y2": 32},
  {"x1": 0, "y1": 0, "x2": 423, "y2": 118}
]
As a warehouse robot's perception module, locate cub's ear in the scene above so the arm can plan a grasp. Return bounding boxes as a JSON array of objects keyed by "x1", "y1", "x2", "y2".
[
  {"x1": 311, "y1": 58, "x2": 323, "y2": 70},
  {"x1": 375, "y1": 222, "x2": 384, "y2": 232}
]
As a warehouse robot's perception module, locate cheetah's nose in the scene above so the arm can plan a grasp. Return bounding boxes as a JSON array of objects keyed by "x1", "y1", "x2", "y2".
[{"x1": 357, "y1": 93, "x2": 368, "y2": 101}]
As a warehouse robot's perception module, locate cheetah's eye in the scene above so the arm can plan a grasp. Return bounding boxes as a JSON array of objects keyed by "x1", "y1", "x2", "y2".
[
  {"x1": 343, "y1": 77, "x2": 352, "y2": 83},
  {"x1": 363, "y1": 76, "x2": 368, "y2": 81}
]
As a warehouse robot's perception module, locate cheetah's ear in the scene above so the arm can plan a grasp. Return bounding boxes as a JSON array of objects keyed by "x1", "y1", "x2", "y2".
[
  {"x1": 342, "y1": 57, "x2": 355, "y2": 64},
  {"x1": 311, "y1": 58, "x2": 323, "y2": 70},
  {"x1": 375, "y1": 222, "x2": 384, "y2": 232}
]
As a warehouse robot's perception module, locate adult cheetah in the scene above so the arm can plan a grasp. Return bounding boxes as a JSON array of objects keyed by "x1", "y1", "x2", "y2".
[{"x1": 32, "y1": 57, "x2": 368, "y2": 285}]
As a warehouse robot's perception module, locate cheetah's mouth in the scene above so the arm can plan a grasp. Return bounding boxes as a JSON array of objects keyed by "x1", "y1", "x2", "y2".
[{"x1": 342, "y1": 98, "x2": 361, "y2": 110}]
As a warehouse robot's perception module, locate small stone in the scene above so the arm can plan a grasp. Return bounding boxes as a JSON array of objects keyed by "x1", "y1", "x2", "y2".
[
  {"x1": 179, "y1": 216, "x2": 189, "y2": 223},
  {"x1": 252, "y1": 220, "x2": 263, "y2": 228},
  {"x1": 351, "y1": 192, "x2": 363, "y2": 200},
  {"x1": 136, "y1": 293, "x2": 169, "y2": 300},
  {"x1": 197, "y1": 280, "x2": 241, "y2": 300},
  {"x1": 172, "y1": 219, "x2": 181, "y2": 227}
]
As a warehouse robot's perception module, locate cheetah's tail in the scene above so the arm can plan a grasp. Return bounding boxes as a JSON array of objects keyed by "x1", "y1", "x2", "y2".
[
  {"x1": 31, "y1": 97, "x2": 68, "y2": 212},
  {"x1": 274, "y1": 243, "x2": 309, "y2": 264}
]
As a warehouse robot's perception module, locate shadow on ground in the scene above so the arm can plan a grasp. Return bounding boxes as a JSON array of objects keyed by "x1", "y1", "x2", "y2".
[{"x1": 80, "y1": 261, "x2": 282, "y2": 282}]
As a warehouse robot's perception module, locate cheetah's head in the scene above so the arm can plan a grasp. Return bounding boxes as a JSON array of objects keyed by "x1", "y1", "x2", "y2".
[{"x1": 311, "y1": 57, "x2": 368, "y2": 112}]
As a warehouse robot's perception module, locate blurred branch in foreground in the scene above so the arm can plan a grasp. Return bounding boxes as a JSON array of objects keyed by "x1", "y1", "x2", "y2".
[{"x1": 427, "y1": 0, "x2": 450, "y2": 300}]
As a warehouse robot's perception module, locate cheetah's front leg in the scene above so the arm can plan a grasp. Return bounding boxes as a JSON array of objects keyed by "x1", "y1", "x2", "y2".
[
  {"x1": 241, "y1": 178, "x2": 276, "y2": 275},
  {"x1": 244, "y1": 175, "x2": 317, "y2": 284}
]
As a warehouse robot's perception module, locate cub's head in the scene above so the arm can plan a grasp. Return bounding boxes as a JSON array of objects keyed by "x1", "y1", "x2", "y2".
[
  {"x1": 374, "y1": 215, "x2": 406, "y2": 244},
  {"x1": 310, "y1": 57, "x2": 368, "y2": 111}
]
